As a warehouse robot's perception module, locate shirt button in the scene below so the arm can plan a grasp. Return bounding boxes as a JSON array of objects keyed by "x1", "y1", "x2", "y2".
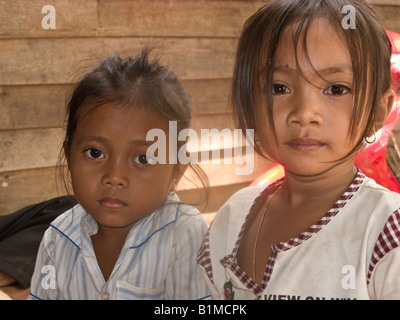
[{"x1": 100, "y1": 291, "x2": 110, "y2": 300}]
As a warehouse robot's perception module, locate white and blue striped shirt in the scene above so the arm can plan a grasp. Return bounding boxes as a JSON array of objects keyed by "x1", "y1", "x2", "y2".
[{"x1": 28, "y1": 196, "x2": 210, "y2": 300}]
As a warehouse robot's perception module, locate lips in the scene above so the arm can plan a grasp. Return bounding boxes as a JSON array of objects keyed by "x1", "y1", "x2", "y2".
[
  {"x1": 287, "y1": 137, "x2": 325, "y2": 151},
  {"x1": 99, "y1": 197, "x2": 127, "y2": 209}
]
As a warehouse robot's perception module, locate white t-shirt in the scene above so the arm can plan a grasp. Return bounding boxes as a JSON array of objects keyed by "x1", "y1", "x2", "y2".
[{"x1": 197, "y1": 171, "x2": 400, "y2": 300}]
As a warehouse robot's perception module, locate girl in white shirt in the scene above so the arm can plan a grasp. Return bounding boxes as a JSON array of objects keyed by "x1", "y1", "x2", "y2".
[
  {"x1": 29, "y1": 48, "x2": 209, "y2": 300},
  {"x1": 198, "y1": 0, "x2": 400, "y2": 299}
]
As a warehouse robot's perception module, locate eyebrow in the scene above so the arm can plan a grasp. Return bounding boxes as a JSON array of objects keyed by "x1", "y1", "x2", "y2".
[
  {"x1": 77, "y1": 136, "x2": 153, "y2": 147},
  {"x1": 76, "y1": 136, "x2": 107, "y2": 146},
  {"x1": 272, "y1": 65, "x2": 353, "y2": 75}
]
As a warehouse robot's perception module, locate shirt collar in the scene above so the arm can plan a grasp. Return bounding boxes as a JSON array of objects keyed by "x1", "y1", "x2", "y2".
[{"x1": 53, "y1": 194, "x2": 181, "y2": 251}]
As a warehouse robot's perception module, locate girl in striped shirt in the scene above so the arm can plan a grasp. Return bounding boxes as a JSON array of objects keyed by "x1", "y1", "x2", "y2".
[{"x1": 28, "y1": 48, "x2": 210, "y2": 300}]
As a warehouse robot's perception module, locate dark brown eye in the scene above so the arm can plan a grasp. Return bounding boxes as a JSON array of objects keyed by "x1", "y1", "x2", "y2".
[
  {"x1": 272, "y1": 83, "x2": 291, "y2": 94},
  {"x1": 137, "y1": 154, "x2": 148, "y2": 165},
  {"x1": 133, "y1": 154, "x2": 156, "y2": 166},
  {"x1": 324, "y1": 85, "x2": 350, "y2": 95},
  {"x1": 85, "y1": 148, "x2": 104, "y2": 159}
]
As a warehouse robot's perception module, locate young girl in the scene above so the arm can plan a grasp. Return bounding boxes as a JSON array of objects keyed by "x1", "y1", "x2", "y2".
[
  {"x1": 198, "y1": 0, "x2": 400, "y2": 300},
  {"x1": 28, "y1": 48, "x2": 210, "y2": 300}
]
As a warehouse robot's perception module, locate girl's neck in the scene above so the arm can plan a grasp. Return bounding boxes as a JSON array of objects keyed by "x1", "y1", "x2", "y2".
[
  {"x1": 90, "y1": 224, "x2": 133, "y2": 281},
  {"x1": 282, "y1": 163, "x2": 358, "y2": 208},
  {"x1": 92, "y1": 224, "x2": 132, "y2": 248}
]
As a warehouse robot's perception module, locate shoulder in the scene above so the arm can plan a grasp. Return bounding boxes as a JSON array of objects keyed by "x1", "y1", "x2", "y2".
[
  {"x1": 50, "y1": 203, "x2": 86, "y2": 228},
  {"x1": 356, "y1": 174, "x2": 400, "y2": 225},
  {"x1": 172, "y1": 201, "x2": 209, "y2": 237},
  {"x1": 140, "y1": 197, "x2": 208, "y2": 243},
  {"x1": 367, "y1": 207, "x2": 400, "y2": 295},
  {"x1": 355, "y1": 175, "x2": 400, "y2": 290},
  {"x1": 44, "y1": 203, "x2": 87, "y2": 250},
  {"x1": 196, "y1": 184, "x2": 266, "y2": 295},
  {"x1": 346, "y1": 173, "x2": 400, "y2": 221},
  {"x1": 202, "y1": 183, "x2": 268, "y2": 261},
  {"x1": 211, "y1": 184, "x2": 267, "y2": 234},
  {"x1": 348, "y1": 173, "x2": 400, "y2": 245},
  {"x1": 359, "y1": 174, "x2": 400, "y2": 202}
]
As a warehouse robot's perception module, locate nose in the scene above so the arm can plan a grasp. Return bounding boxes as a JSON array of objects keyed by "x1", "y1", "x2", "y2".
[
  {"x1": 102, "y1": 158, "x2": 129, "y2": 188},
  {"x1": 287, "y1": 89, "x2": 322, "y2": 127}
]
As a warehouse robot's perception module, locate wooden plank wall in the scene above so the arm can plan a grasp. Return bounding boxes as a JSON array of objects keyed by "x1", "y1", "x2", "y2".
[{"x1": 0, "y1": 0, "x2": 399, "y2": 218}]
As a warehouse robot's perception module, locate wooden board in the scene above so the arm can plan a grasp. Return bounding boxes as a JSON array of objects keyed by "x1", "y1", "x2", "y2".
[
  {"x1": 0, "y1": 0, "x2": 265, "y2": 39},
  {"x1": 97, "y1": 0, "x2": 264, "y2": 37},
  {"x1": 0, "y1": 85, "x2": 67, "y2": 130},
  {"x1": 0, "y1": 0, "x2": 397, "y2": 39},
  {"x1": 0, "y1": 0, "x2": 98, "y2": 38},
  {"x1": 0, "y1": 167, "x2": 66, "y2": 216},
  {"x1": 0, "y1": 79, "x2": 231, "y2": 131},
  {"x1": 374, "y1": 6, "x2": 400, "y2": 32},
  {"x1": 0, "y1": 128, "x2": 65, "y2": 172},
  {"x1": 0, "y1": 38, "x2": 237, "y2": 85}
]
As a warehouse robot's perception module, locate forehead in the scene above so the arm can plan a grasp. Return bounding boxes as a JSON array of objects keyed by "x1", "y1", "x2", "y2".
[
  {"x1": 274, "y1": 18, "x2": 352, "y2": 74},
  {"x1": 74, "y1": 103, "x2": 169, "y2": 141}
]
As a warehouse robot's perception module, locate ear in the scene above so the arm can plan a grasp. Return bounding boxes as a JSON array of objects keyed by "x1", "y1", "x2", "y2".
[{"x1": 374, "y1": 89, "x2": 395, "y2": 131}]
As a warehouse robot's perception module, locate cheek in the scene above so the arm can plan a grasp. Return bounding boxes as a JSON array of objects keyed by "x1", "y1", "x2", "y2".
[
  {"x1": 133, "y1": 167, "x2": 176, "y2": 214},
  {"x1": 327, "y1": 110, "x2": 353, "y2": 145},
  {"x1": 254, "y1": 106, "x2": 281, "y2": 149},
  {"x1": 68, "y1": 156, "x2": 97, "y2": 197},
  {"x1": 135, "y1": 164, "x2": 175, "y2": 194},
  {"x1": 69, "y1": 168, "x2": 93, "y2": 202},
  {"x1": 154, "y1": 164, "x2": 175, "y2": 191}
]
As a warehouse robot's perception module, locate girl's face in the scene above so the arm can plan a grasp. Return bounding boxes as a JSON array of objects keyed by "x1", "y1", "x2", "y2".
[
  {"x1": 68, "y1": 103, "x2": 176, "y2": 231},
  {"x1": 257, "y1": 19, "x2": 356, "y2": 176}
]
